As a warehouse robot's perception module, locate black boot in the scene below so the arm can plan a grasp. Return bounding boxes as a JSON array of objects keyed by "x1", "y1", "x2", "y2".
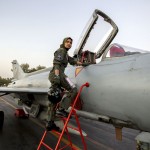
[
  {"x1": 56, "y1": 108, "x2": 69, "y2": 118},
  {"x1": 45, "y1": 121, "x2": 60, "y2": 131}
]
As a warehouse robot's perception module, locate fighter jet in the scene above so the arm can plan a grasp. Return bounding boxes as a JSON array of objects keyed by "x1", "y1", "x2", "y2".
[{"x1": 0, "y1": 9, "x2": 150, "y2": 148}]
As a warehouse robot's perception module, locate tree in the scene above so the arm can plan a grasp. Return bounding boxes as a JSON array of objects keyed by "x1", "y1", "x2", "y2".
[
  {"x1": 0, "y1": 63, "x2": 46, "y2": 86},
  {"x1": 20, "y1": 63, "x2": 46, "y2": 73},
  {"x1": 0, "y1": 76, "x2": 12, "y2": 86},
  {"x1": 21, "y1": 63, "x2": 30, "y2": 73},
  {"x1": 36, "y1": 65, "x2": 46, "y2": 70}
]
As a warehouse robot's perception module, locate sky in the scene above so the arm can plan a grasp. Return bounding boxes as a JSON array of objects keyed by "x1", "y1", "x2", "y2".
[{"x1": 0, "y1": 0, "x2": 150, "y2": 78}]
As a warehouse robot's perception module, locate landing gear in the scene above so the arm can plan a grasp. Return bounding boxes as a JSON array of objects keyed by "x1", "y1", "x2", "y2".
[{"x1": 0, "y1": 111, "x2": 4, "y2": 129}]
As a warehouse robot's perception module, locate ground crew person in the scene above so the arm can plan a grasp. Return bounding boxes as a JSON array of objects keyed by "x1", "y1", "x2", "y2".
[{"x1": 46, "y1": 37, "x2": 83, "y2": 131}]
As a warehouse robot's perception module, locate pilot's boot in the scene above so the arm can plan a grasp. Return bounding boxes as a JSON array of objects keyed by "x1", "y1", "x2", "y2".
[
  {"x1": 56, "y1": 88, "x2": 77, "y2": 118},
  {"x1": 46, "y1": 103, "x2": 59, "y2": 131},
  {"x1": 45, "y1": 121, "x2": 60, "y2": 131},
  {"x1": 56, "y1": 108, "x2": 69, "y2": 118}
]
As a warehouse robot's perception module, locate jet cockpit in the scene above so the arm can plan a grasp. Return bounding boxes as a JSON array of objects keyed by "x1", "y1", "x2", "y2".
[{"x1": 73, "y1": 9, "x2": 118, "y2": 64}]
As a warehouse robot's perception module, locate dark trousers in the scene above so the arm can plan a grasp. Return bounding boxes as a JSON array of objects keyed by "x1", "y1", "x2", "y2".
[{"x1": 47, "y1": 72, "x2": 77, "y2": 121}]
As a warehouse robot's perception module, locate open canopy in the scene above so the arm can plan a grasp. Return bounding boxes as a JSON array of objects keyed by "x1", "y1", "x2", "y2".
[{"x1": 74, "y1": 9, "x2": 118, "y2": 59}]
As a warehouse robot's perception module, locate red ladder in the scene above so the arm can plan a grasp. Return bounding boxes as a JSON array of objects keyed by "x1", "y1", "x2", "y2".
[{"x1": 37, "y1": 82, "x2": 89, "y2": 150}]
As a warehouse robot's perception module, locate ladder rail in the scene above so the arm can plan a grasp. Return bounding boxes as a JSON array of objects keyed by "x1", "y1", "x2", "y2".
[
  {"x1": 37, "y1": 131, "x2": 53, "y2": 150},
  {"x1": 62, "y1": 118, "x2": 73, "y2": 149},
  {"x1": 55, "y1": 82, "x2": 89, "y2": 150},
  {"x1": 73, "y1": 110, "x2": 87, "y2": 149},
  {"x1": 37, "y1": 82, "x2": 89, "y2": 150}
]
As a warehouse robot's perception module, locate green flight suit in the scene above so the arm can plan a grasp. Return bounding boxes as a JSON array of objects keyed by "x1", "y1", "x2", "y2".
[{"x1": 47, "y1": 38, "x2": 77, "y2": 121}]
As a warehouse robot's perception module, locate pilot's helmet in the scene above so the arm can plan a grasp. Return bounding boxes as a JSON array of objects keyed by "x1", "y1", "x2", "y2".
[{"x1": 47, "y1": 87, "x2": 62, "y2": 104}]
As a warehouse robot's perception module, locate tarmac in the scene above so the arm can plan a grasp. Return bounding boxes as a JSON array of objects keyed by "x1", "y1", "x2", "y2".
[{"x1": 0, "y1": 95, "x2": 140, "y2": 150}]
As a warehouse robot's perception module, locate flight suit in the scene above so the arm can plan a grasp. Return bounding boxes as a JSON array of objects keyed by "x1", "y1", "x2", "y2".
[{"x1": 47, "y1": 47, "x2": 77, "y2": 121}]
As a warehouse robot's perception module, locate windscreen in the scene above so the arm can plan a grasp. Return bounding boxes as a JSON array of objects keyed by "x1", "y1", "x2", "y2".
[{"x1": 81, "y1": 16, "x2": 113, "y2": 53}]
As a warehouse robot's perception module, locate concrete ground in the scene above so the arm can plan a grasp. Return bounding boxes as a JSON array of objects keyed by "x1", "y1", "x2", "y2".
[{"x1": 0, "y1": 95, "x2": 140, "y2": 150}]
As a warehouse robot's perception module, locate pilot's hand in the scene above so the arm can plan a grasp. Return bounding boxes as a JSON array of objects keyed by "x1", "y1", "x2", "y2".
[
  {"x1": 77, "y1": 61, "x2": 82, "y2": 66},
  {"x1": 53, "y1": 75, "x2": 60, "y2": 85}
]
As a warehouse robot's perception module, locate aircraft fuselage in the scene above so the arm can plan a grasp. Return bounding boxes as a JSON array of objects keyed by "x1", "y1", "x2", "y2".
[{"x1": 9, "y1": 52, "x2": 150, "y2": 132}]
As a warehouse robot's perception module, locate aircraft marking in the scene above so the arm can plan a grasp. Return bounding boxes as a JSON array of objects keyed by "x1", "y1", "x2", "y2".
[{"x1": 75, "y1": 67, "x2": 83, "y2": 77}]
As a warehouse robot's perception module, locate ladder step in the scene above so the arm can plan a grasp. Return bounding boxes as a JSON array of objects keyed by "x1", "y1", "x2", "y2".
[
  {"x1": 41, "y1": 142, "x2": 53, "y2": 150},
  {"x1": 37, "y1": 83, "x2": 89, "y2": 150},
  {"x1": 67, "y1": 125, "x2": 80, "y2": 132}
]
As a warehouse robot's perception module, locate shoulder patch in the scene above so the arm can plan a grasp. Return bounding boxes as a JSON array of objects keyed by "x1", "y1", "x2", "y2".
[
  {"x1": 54, "y1": 51, "x2": 64, "y2": 61},
  {"x1": 57, "y1": 54, "x2": 62, "y2": 61},
  {"x1": 54, "y1": 48, "x2": 66, "y2": 61}
]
